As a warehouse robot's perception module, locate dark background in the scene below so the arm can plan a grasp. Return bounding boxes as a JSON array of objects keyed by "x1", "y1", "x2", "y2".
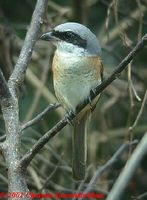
[{"x1": 0, "y1": 0, "x2": 147, "y2": 199}]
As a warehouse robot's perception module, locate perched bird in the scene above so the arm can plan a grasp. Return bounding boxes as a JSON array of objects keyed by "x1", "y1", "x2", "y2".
[{"x1": 40, "y1": 22, "x2": 103, "y2": 180}]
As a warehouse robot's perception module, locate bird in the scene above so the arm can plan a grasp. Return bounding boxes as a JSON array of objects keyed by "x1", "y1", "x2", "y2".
[{"x1": 40, "y1": 22, "x2": 103, "y2": 180}]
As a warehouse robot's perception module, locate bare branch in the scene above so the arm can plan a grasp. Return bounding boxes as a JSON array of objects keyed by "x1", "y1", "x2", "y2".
[
  {"x1": 0, "y1": 0, "x2": 48, "y2": 195},
  {"x1": 106, "y1": 132, "x2": 147, "y2": 200},
  {"x1": 26, "y1": 68, "x2": 62, "y2": 117},
  {"x1": 20, "y1": 116, "x2": 68, "y2": 169},
  {"x1": 19, "y1": 34, "x2": 147, "y2": 169},
  {"x1": 72, "y1": 0, "x2": 88, "y2": 24},
  {"x1": 21, "y1": 103, "x2": 60, "y2": 131},
  {"x1": 80, "y1": 140, "x2": 138, "y2": 198},
  {"x1": 135, "y1": 191, "x2": 147, "y2": 200},
  {"x1": 39, "y1": 160, "x2": 61, "y2": 191},
  {"x1": 129, "y1": 89, "x2": 147, "y2": 131},
  {"x1": 8, "y1": 0, "x2": 48, "y2": 95},
  {"x1": 0, "y1": 103, "x2": 60, "y2": 141},
  {"x1": 0, "y1": 69, "x2": 11, "y2": 100},
  {"x1": 25, "y1": 60, "x2": 50, "y2": 121},
  {"x1": 90, "y1": 34, "x2": 147, "y2": 102}
]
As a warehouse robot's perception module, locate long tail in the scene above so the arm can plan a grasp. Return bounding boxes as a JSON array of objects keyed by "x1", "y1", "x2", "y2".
[{"x1": 72, "y1": 114, "x2": 88, "y2": 180}]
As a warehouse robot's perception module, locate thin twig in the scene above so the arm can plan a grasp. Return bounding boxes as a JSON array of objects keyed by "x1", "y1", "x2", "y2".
[
  {"x1": 19, "y1": 34, "x2": 147, "y2": 169},
  {"x1": 39, "y1": 160, "x2": 61, "y2": 191},
  {"x1": 137, "y1": 0, "x2": 144, "y2": 41},
  {"x1": 134, "y1": 191, "x2": 147, "y2": 200},
  {"x1": 105, "y1": 0, "x2": 114, "y2": 42},
  {"x1": 72, "y1": 0, "x2": 88, "y2": 24},
  {"x1": 106, "y1": 132, "x2": 147, "y2": 200},
  {"x1": 80, "y1": 140, "x2": 138, "y2": 199},
  {"x1": 26, "y1": 68, "x2": 63, "y2": 117},
  {"x1": 25, "y1": 59, "x2": 50, "y2": 121},
  {"x1": 0, "y1": 104, "x2": 60, "y2": 140},
  {"x1": 101, "y1": 6, "x2": 146, "y2": 45},
  {"x1": 129, "y1": 89, "x2": 147, "y2": 131},
  {"x1": 8, "y1": 0, "x2": 48, "y2": 96},
  {"x1": 128, "y1": 62, "x2": 141, "y2": 103},
  {"x1": 128, "y1": 62, "x2": 135, "y2": 107},
  {"x1": 92, "y1": 34, "x2": 147, "y2": 99},
  {"x1": 21, "y1": 103, "x2": 60, "y2": 131},
  {"x1": 20, "y1": 116, "x2": 68, "y2": 169}
]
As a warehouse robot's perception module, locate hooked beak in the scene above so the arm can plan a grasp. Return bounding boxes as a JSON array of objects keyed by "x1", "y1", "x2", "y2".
[{"x1": 40, "y1": 32, "x2": 54, "y2": 41}]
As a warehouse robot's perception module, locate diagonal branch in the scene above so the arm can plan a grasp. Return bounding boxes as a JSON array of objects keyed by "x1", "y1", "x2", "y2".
[
  {"x1": 21, "y1": 103, "x2": 60, "y2": 131},
  {"x1": 129, "y1": 89, "x2": 147, "y2": 131},
  {"x1": 106, "y1": 132, "x2": 147, "y2": 200},
  {"x1": 19, "y1": 34, "x2": 147, "y2": 169},
  {"x1": 8, "y1": 0, "x2": 48, "y2": 95},
  {"x1": 80, "y1": 140, "x2": 138, "y2": 198},
  {"x1": 0, "y1": 103, "x2": 60, "y2": 141},
  {"x1": 88, "y1": 34, "x2": 147, "y2": 103},
  {"x1": 20, "y1": 116, "x2": 68, "y2": 169}
]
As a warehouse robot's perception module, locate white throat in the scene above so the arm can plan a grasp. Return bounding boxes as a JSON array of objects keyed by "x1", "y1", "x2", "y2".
[{"x1": 55, "y1": 41, "x2": 89, "y2": 56}]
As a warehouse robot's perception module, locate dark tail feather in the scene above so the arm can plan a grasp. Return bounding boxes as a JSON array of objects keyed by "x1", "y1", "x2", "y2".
[{"x1": 72, "y1": 115, "x2": 87, "y2": 180}]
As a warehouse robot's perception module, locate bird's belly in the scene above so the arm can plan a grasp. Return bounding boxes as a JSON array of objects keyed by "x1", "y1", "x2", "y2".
[
  {"x1": 52, "y1": 52, "x2": 102, "y2": 112},
  {"x1": 54, "y1": 77, "x2": 93, "y2": 111}
]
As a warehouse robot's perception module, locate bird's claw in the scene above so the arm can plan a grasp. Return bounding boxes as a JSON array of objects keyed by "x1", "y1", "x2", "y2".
[
  {"x1": 66, "y1": 110, "x2": 75, "y2": 125},
  {"x1": 89, "y1": 89, "x2": 96, "y2": 111}
]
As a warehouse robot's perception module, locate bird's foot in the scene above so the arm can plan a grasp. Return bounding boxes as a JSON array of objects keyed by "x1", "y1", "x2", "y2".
[
  {"x1": 89, "y1": 89, "x2": 97, "y2": 111},
  {"x1": 65, "y1": 110, "x2": 75, "y2": 125}
]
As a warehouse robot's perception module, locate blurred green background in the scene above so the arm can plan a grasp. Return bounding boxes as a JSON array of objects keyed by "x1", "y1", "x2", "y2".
[{"x1": 0, "y1": 0, "x2": 147, "y2": 199}]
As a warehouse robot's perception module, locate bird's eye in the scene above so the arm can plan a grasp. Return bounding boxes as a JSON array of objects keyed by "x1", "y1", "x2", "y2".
[
  {"x1": 51, "y1": 30, "x2": 58, "y2": 37},
  {"x1": 63, "y1": 31, "x2": 74, "y2": 39},
  {"x1": 51, "y1": 30, "x2": 75, "y2": 40},
  {"x1": 51, "y1": 30, "x2": 87, "y2": 48}
]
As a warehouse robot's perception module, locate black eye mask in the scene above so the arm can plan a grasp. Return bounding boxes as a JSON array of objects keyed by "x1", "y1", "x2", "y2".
[{"x1": 51, "y1": 30, "x2": 87, "y2": 48}]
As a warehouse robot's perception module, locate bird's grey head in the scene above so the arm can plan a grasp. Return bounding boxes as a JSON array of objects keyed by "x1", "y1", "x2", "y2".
[{"x1": 40, "y1": 22, "x2": 101, "y2": 56}]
